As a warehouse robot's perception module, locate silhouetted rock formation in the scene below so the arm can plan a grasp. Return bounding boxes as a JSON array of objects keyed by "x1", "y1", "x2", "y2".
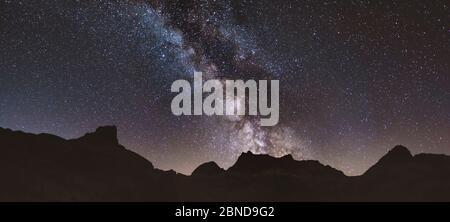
[
  {"x1": 1, "y1": 126, "x2": 450, "y2": 201},
  {"x1": 191, "y1": 162, "x2": 225, "y2": 177},
  {"x1": 72, "y1": 126, "x2": 120, "y2": 148},
  {"x1": 0, "y1": 126, "x2": 181, "y2": 201},
  {"x1": 228, "y1": 152, "x2": 344, "y2": 178},
  {"x1": 364, "y1": 145, "x2": 413, "y2": 176},
  {"x1": 353, "y1": 145, "x2": 450, "y2": 201}
]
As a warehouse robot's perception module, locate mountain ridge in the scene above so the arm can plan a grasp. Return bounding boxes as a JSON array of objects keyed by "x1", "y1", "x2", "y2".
[{"x1": 1, "y1": 125, "x2": 450, "y2": 201}]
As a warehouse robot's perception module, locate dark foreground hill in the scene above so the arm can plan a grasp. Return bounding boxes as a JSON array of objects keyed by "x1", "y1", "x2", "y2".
[{"x1": 0, "y1": 126, "x2": 449, "y2": 201}]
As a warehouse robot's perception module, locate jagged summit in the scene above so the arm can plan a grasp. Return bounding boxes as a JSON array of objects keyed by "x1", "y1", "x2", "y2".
[
  {"x1": 72, "y1": 126, "x2": 119, "y2": 148},
  {"x1": 237, "y1": 151, "x2": 295, "y2": 161},
  {"x1": 227, "y1": 151, "x2": 344, "y2": 177},
  {"x1": 235, "y1": 151, "x2": 296, "y2": 164}
]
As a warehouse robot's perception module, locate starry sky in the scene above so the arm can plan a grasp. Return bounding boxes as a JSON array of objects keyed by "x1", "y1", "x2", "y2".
[{"x1": 1, "y1": 0, "x2": 449, "y2": 175}]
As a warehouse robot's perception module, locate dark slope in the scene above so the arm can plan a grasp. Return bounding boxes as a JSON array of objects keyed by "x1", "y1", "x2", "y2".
[
  {"x1": 191, "y1": 161, "x2": 225, "y2": 177},
  {"x1": 351, "y1": 145, "x2": 450, "y2": 201}
]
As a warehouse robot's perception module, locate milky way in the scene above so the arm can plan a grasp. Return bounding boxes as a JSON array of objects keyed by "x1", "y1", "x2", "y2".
[{"x1": 1, "y1": 0, "x2": 449, "y2": 175}]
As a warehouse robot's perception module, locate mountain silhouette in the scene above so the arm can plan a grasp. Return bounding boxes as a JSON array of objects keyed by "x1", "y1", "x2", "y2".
[
  {"x1": 365, "y1": 145, "x2": 413, "y2": 175},
  {"x1": 1, "y1": 126, "x2": 450, "y2": 201},
  {"x1": 191, "y1": 161, "x2": 225, "y2": 177},
  {"x1": 353, "y1": 145, "x2": 450, "y2": 201},
  {"x1": 0, "y1": 126, "x2": 183, "y2": 201},
  {"x1": 228, "y1": 152, "x2": 344, "y2": 178}
]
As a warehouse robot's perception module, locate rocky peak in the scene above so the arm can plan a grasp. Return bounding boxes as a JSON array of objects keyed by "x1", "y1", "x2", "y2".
[
  {"x1": 75, "y1": 126, "x2": 119, "y2": 148},
  {"x1": 191, "y1": 162, "x2": 224, "y2": 177},
  {"x1": 379, "y1": 145, "x2": 413, "y2": 163}
]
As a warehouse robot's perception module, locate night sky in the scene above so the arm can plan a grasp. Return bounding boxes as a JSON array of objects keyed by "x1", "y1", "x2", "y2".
[{"x1": 1, "y1": 0, "x2": 449, "y2": 175}]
